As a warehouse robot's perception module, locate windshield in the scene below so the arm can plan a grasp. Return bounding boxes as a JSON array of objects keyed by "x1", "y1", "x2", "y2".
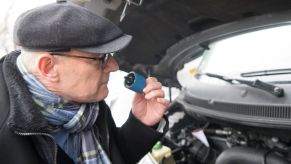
[{"x1": 197, "y1": 25, "x2": 291, "y2": 81}]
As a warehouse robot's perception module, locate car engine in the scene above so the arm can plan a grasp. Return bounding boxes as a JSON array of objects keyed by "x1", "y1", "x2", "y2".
[{"x1": 162, "y1": 102, "x2": 291, "y2": 164}]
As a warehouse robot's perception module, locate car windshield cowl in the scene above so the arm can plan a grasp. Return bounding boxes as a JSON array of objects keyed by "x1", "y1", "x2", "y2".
[{"x1": 197, "y1": 72, "x2": 284, "y2": 97}]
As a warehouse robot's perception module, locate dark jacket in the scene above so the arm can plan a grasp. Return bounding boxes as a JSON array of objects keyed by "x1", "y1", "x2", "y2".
[{"x1": 0, "y1": 51, "x2": 163, "y2": 164}]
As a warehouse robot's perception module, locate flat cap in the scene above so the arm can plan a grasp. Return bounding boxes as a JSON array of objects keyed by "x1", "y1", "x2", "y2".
[{"x1": 13, "y1": 1, "x2": 132, "y2": 54}]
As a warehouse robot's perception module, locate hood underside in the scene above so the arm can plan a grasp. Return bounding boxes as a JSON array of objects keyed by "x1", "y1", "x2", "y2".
[{"x1": 82, "y1": 0, "x2": 291, "y2": 87}]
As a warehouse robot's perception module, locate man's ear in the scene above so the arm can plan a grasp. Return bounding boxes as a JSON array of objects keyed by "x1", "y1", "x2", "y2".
[{"x1": 36, "y1": 53, "x2": 59, "y2": 82}]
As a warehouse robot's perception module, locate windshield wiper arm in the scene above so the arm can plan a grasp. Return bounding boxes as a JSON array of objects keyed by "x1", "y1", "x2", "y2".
[
  {"x1": 241, "y1": 68, "x2": 291, "y2": 77},
  {"x1": 200, "y1": 73, "x2": 284, "y2": 97}
]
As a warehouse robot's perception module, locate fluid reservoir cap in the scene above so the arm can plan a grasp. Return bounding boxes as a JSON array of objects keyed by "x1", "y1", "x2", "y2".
[{"x1": 153, "y1": 141, "x2": 162, "y2": 150}]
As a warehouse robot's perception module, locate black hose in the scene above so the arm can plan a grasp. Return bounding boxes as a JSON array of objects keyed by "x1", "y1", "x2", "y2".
[{"x1": 215, "y1": 147, "x2": 290, "y2": 164}]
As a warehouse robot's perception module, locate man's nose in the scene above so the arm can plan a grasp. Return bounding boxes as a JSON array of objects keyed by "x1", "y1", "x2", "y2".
[{"x1": 103, "y1": 55, "x2": 119, "y2": 72}]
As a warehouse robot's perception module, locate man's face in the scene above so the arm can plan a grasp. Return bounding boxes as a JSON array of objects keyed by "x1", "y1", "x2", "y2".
[{"x1": 53, "y1": 49, "x2": 119, "y2": 102}]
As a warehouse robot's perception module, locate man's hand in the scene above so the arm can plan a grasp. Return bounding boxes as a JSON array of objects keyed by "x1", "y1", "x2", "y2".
[{"x1": 132, "y1": 77, "x2": 170, "y2": 126}]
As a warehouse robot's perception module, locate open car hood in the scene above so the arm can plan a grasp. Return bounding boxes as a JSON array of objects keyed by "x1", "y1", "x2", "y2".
[{"x1": 80, "y1": 0, "x2": 291, "y2": 88}]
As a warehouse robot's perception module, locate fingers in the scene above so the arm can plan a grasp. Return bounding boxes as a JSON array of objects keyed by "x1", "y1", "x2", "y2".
[
  {"x1": 143, "y1": 77, "x2": 168, "y2": 103},
  {"x1": 143, "y1": 77, "x2": 162, "y2": 94},
  {"x1": 157, "y1": 98, "x2": 170, "y2": 107},
  {"x1": 144, "y1": 89, "x2": 164, "y2": 99}
]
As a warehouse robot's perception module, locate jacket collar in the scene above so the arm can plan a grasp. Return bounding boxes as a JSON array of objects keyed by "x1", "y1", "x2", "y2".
[{"x1": 2, "y1": 50, "x2": 48, "y2": 132}]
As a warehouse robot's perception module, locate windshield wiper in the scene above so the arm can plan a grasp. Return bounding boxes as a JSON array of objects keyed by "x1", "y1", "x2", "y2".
[
  {"x1": 241, "y1": 68, "x2": 291, "y2": 77},
  {"x1": 198, "y1": 73, "x2": 284, "y2": 97}
]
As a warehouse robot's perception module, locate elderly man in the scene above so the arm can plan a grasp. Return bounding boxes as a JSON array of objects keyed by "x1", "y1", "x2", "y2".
[{"x1": 0, "y1": 1, "x2": 169, "y2": 164}]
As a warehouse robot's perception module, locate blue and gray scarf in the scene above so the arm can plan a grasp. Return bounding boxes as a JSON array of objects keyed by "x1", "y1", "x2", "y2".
[{"x1": 16, "y1": 54, "x2": 111, "y2": 164}]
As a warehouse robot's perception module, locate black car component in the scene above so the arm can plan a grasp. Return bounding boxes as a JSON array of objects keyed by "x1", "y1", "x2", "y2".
[
  {"x1": 162, "y1": 127, "x2": 217, "y2": 164},
  {"x1": 215, "y1": 147, "x2": 290, "y2": 164}
]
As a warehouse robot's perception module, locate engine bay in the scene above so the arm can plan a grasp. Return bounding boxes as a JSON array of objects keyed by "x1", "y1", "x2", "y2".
[{"x1": 163, "y1": 105, "x2": 291, "y2": 164}]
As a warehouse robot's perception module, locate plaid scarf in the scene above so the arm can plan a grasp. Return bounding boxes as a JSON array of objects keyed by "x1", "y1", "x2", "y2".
[{"x1": 16, "y1": 54, "x2": 111, "y2": 164}]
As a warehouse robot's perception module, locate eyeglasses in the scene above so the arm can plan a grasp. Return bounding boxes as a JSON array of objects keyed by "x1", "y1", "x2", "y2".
[{"x1": 50, "y1": 52, "x2": 112, "y2": 68}]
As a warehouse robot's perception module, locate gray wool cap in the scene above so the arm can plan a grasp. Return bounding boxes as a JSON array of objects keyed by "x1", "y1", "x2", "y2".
[{"x1": 13, "y1": 1, "x2": 132, "y2": 54}]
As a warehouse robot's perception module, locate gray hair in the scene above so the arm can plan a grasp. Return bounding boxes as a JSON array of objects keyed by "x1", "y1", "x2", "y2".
[{"x1": 18, "y1": 48, "x2": 41, "y2": 73}]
